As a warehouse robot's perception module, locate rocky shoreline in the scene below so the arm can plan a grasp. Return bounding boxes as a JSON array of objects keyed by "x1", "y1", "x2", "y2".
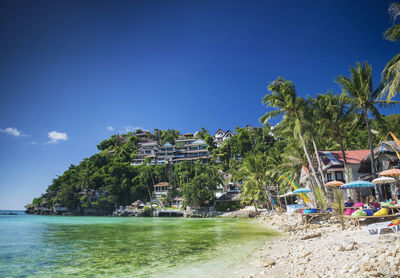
[{"x1": 241, "y1": 213, "x2": 400, "y2": 278}]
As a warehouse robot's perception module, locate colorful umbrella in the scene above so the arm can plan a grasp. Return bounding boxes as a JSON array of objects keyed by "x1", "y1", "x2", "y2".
[
  {"x1": 339, "y1": 180, "x2": 375, "y2": 189},
  {"x1": 372, "y1": 177, "x2": 397, "y2": 184},
  {"x1": 278, "y1": 191, "x2": 295, "y2": 198},
  {"x1": 379, "y1": 169, "x2": 400, "y2": 176},
  {"x1": 378, "y1": 169, "x2": 400, "y2": 202},
  {"x1": 325, "y1": 180, "x2": 344, "y2": 187},
  {"x1": 293, "y1": 188, "x2": 312, "y2": 194}
]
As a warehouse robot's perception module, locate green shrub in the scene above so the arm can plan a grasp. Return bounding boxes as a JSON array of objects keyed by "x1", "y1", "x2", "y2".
[
  {"x1": 143, "y1": 206, "x2": 154, "y2": 216},
  {"x1": 215, "y1": 201, "x2": 241, "y2": 212}
]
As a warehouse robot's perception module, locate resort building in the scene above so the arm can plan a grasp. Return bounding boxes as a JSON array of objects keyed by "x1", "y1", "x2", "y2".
[
  {"x1": 171, "y1": 197, "x2": 183, "y2": 208},
  {"x1": 299, "y1": 149, "x2": 370, "y2": 187},
  {"x1": 132, "y1": 140, "x2": 158, "y2": 165},
  {"x1": 213, "y1": 129, "x2": 234, "y2": 147},
  {"x1": 154, "y1": 182, "x2": 171, "y2": 198},
  {"x1": 299, "y1": 142, "x2": 400, "y2": 201},
  {"x1": 131, "y1": 137, "x2": 211, "y2": 166},
  {"x1": 358, "y1": 141, "x2": 400, "y2": 177}
]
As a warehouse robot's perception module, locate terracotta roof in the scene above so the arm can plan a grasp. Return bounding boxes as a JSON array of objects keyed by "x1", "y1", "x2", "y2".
[{"x1": 328, "y1": 150, "x2": 370, "y2": 164}]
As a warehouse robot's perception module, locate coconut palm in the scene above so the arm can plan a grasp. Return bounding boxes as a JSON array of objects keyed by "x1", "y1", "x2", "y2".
[
  {"x1": 311, "y1": 92, "x2": 357, "y2": 182},
  {"x1": 381, "y1": 2, "x2": 400, "y2": 101},
  {"x1": 260, "y1": 77, "x2": 325, "y2": 192},
  {"x1": 336, "y1": 62, "x2": 384, "y2": 178},
  {"x1": 241, "y1": 153, "x2": 275, "y2": 210}
]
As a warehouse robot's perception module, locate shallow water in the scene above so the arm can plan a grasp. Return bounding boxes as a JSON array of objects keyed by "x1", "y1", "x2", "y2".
[{"x1": 0, "y1": 214, "x2": 274, "y2": 277}]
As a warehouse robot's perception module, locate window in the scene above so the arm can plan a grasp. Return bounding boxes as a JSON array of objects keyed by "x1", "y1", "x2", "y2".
[
  {"x1": 335, "y1": 171, "x2": 344, "y2": 181},
  {"x1": 327, "y1": 173, "x2": 332, "y2": 181}
]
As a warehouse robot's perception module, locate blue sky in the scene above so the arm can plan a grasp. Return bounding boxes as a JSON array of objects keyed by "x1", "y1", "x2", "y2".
[{"x1": 1, "y1": 0, "x2": 399, "y2": 209}]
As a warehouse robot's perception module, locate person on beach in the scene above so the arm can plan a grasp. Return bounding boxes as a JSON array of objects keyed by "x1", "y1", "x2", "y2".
[
  {"x1": 366, "y1": 195, "x2": 380, "y2": 210},
  {"x1": 344, "y1": 197, "x2": 354, "y2": 207}
]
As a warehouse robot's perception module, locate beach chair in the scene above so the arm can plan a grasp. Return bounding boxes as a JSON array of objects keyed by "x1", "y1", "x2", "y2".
[{"x1": 364, "y1": 221, "x2": 399, "y2": 235}]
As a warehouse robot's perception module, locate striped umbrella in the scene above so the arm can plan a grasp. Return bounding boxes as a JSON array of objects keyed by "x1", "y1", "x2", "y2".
[{"x1": 325, "y1": 180, "x2": 344, "y2": 187}]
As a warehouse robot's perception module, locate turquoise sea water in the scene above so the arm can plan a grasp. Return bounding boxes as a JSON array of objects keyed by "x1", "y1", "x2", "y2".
[{"x1": 0, "y1": 213, "x2": 275, "y2": 277}]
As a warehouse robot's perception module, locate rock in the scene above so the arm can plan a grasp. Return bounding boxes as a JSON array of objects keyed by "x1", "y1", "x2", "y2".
[
  {"x1": 300, "y1": 232, "x2": 322, "y2": 240},
  {"x1": 361, "y1": 256, "x2": 369, "y2": 264},
  {"x1": 360, "y1": 264, "x2": 371, "y2": 272},
  {"x1": 261, "y1": 258, "x2": 276, "y2": 267},
  {"x1": 379, "y1": 235, "x2": 397, "y2": 243},
  {"x1": 350, "y1": 266, "x2": 360, "y2": 274},
  {"x1": 336, "y1": 244, "x2": 345, "y2": 252}
]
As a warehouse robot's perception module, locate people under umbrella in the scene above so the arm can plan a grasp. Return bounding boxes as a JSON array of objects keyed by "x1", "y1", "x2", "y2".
[{"x1": 343, "y1": 194, "x2": 400, "y2": 217}]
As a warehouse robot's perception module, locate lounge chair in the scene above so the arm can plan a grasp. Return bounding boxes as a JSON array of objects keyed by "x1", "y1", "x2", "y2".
[{"x1": 364, "y1": 221, "x2": 399, "y2": 235}]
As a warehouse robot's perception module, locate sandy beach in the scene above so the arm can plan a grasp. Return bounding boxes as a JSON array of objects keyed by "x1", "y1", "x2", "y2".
[{"x1": 240, "y1": 213, "x2": 400, "y2": 278}]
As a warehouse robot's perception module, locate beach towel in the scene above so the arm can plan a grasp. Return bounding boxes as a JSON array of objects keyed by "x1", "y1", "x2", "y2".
[
  {"x1": 388, "y1": 218, "x2": 400, "y2": 227},
  {"x1": 373, "y1": 208, "x2": 388, "y2": 216},
  {"x1": 344, "y1": 208, "x2": 356, "y2": 215},
  {"x1": 370, "y1": 202, "x2": 380, "y2": 209},
  {"x1": 363, "y1": 209, "x2": 374, "y2": 216},
  {"x1": 352, "y1": 210, "x2": 367, "y2": 217},
  {"x1": 344, "y1": 202, "x2": 354, "y2": 207}
]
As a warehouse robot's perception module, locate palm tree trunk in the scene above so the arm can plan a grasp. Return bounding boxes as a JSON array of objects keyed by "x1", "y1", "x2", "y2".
[
  {"x1": 339, "y1": 138, "x2": 348, "y2": 181},
  {"x1": 298, "y1": 133, "x2": 324, "y2": 191},
  {"x1": 339, "y1": 138, "x2": 357, "y2": 201},
  {"x1": 363, "y1": 109, "x2": 380, "y2": 200},
  {"x1": 363, "y1": 109, "x2": 376, "y2": 175},
  {"x1": 146, "y1": 167, "x2": 154, "y2": 202},
  {"x1": 312, "y1": 139, "x2": 328, "y2": 195}
]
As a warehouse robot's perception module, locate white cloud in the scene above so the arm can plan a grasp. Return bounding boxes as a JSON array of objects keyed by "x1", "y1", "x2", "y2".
[
  {"x1": 30, "y1": 141, "x2": 38, "y2": 145},
  {"x1": 107, "y1": 126, "x2": 115, "y2": 131},
  {"x1": 48, "y1": 131, "x2": 68, "y2": 143},
  {"x1": 0, "y1": 127, "x2": 27, "y2": 137},
  {"x1": 124, "y1": 126, "x2": 144, "y2": 133}
]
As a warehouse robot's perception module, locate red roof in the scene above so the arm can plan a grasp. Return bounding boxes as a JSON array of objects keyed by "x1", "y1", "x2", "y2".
[{"x1": 328, "y1": 150, "x2": 369, "y2": 164}]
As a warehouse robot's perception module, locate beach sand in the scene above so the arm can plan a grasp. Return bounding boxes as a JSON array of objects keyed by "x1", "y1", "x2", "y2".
[{"x1": 240, "y1": 213, "x2": 400, "y2": 278}]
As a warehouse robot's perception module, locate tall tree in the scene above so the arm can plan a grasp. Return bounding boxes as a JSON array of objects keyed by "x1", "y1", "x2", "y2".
[
  {"x1": 336, "y1": 62, "x2": 385, "y2": 180},
  {"x1": 382, "y1": 2, "x2": 400, "y2": 101},
  {"x1": 260, "y1": 77, "x2": 325, "y2": 192},
  {"x1": 311, "y1": 92, "x2": 356, "y2": 182},
  {"x1": 241, "y1": 153, "x2": 273, "y2": 210}
]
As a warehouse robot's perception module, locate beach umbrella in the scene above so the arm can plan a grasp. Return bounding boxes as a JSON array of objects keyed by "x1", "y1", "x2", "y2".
[
  {"x1": 279, "y1": 191, "x2": 295, "y2": 197},
  {"x1": 378, "y1": 169, "x2": 400, "y2": 201},
  {"x1": 372, "y1": 176, "x2": 397, "y2": 200},
  {"x1": 339, "y1": 180, "x2": 375, "y2": 189},
  {"x1": 339, "y1": 180, "x2": 375, "y2": 202},
  {"x1": 325, "y1": 180, "x2": 344, "y2": 187},
  {"x1": 292, "y1": 188, "x2": 312, "y2": 194},
  {"x1": 278, "y1": 191, "x2": 295, "y2": 208},
  {"x1": 372, "y1": 177, "x2": 397, "y2": 184},
  {"x1": 379, "y1": 169, "x2": 400, "y2": 176}
]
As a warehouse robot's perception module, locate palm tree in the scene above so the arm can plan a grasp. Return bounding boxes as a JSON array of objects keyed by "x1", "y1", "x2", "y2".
[
  {"x1": 381, "y1": 3, "x2": 400, "y2": 101},
  {"x1": 336, "y1": 62, "x2": 384, "y2": 179},
  {"x1": 312, "y1": 92, "x2": 356, "y2": 182},
  {"x1": 260, "y1": 77, "x2": 325, "y2": 192},
  {"x1": 241, "y1": 153, "x2": 274, "y2": 210}
]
